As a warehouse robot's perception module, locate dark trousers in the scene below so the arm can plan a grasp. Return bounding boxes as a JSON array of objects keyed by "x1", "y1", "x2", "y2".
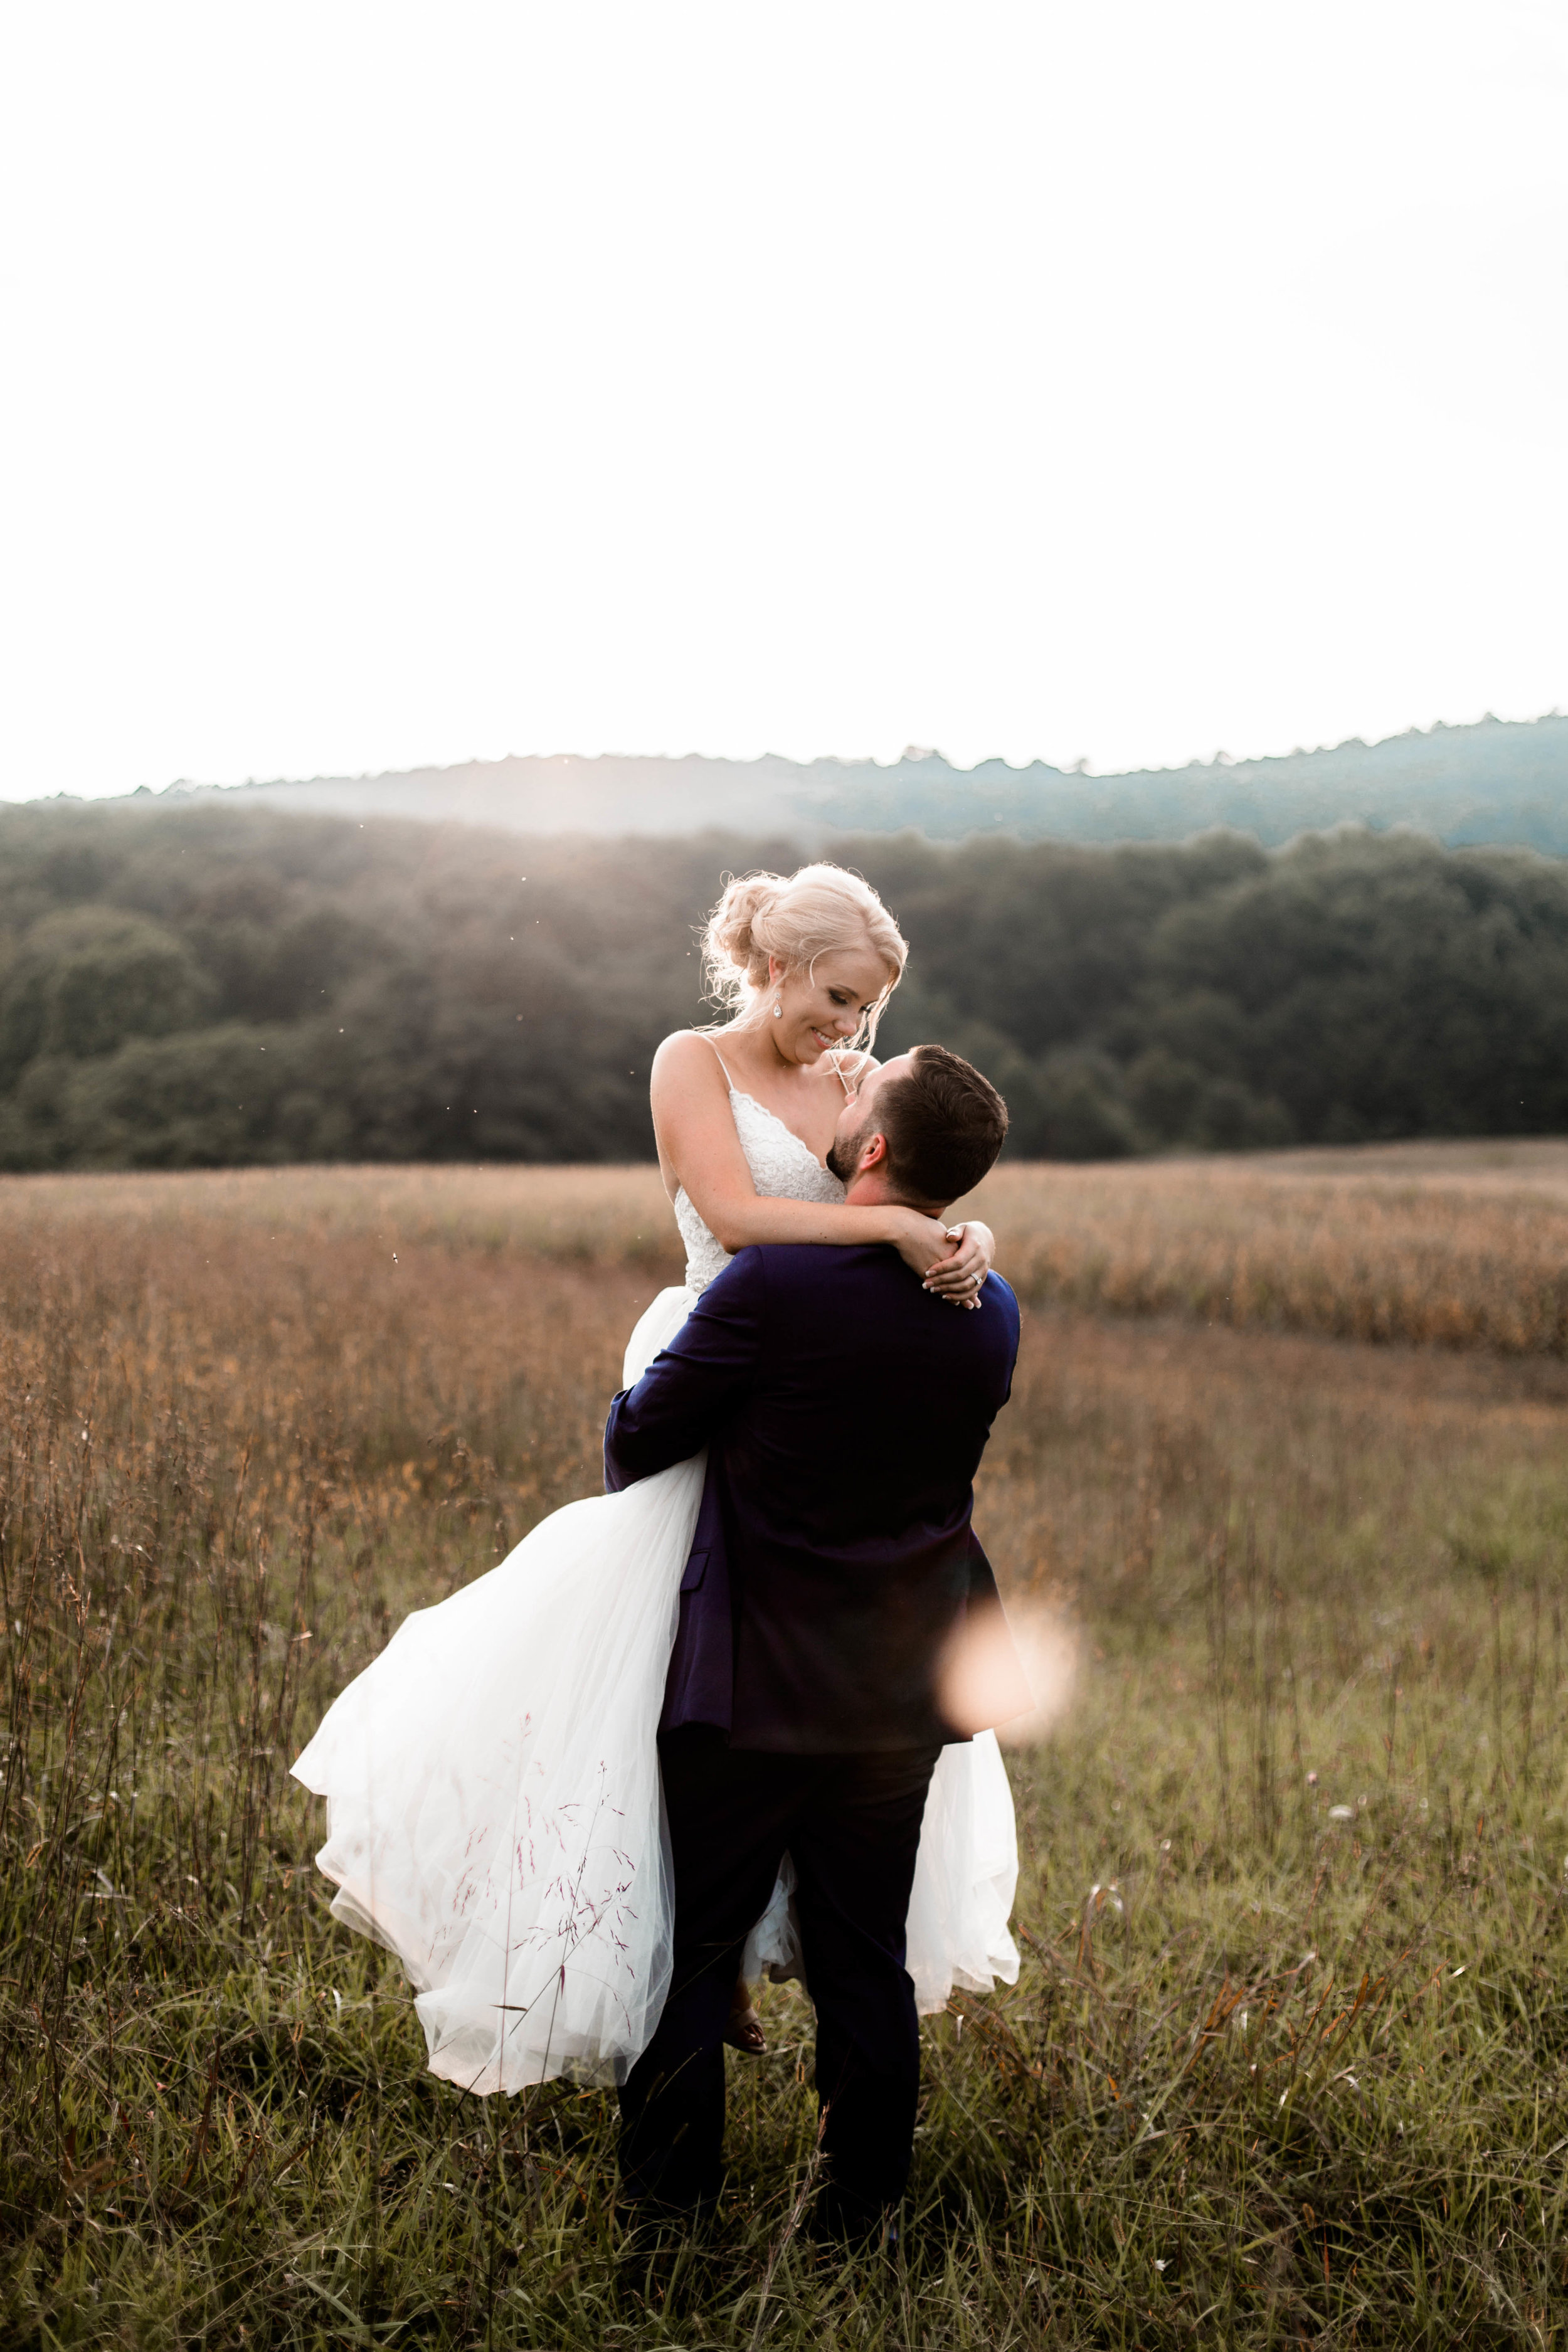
[{"x1": 617, "y1": 1729, "x2": 940, "y2": 2228}]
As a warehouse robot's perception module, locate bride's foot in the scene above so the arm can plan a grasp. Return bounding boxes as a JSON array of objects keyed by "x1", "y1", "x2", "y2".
[{"x1": 723, "y1": 1984, "x2": 767, "y2": 2057}]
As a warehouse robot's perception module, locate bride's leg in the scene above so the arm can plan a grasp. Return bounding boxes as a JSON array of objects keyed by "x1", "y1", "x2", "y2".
[{"x1": 723, "y1": 1976, "x2": 767, "y2": 2056}]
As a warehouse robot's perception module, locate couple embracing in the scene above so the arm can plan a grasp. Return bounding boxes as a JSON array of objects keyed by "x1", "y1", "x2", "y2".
[{"x1": 294, "y1": 861, "x2": 1031, "y2": 2246}]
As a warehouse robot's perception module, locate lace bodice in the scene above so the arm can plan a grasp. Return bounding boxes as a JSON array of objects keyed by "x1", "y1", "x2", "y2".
[{"x1": 674, "y1": 1084, "x2": 846, "y2": 1290}]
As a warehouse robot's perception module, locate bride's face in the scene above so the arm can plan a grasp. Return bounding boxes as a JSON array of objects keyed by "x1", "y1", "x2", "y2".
[{"x1": 768, "y1": 945, "x2": 889, "y2": 1069}]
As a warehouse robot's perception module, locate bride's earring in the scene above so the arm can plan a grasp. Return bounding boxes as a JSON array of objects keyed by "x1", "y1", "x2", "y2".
[{"x1": 773, "y1": 999, "x2": 783, "y2": 1017}]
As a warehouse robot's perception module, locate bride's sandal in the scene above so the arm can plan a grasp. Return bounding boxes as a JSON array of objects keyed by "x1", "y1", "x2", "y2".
[{"x1": 723, "y1": 1988, "x2": 768, "y2": 2057}]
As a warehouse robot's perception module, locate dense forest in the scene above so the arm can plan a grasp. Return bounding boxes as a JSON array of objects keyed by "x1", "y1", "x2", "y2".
[{"x1": 3, "y1": 798, "x2": 1567, "y2": 1167}]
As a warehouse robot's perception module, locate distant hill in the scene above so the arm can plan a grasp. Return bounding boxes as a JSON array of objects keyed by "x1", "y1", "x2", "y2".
[{"x1": 94, "y1": 710, "x2": 1568, "y2": 850}]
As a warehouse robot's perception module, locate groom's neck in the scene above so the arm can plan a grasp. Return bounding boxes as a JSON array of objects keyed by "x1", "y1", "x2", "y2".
[{"x1": 844, "y1": 1168, "x2": 950, "y2": 1222}]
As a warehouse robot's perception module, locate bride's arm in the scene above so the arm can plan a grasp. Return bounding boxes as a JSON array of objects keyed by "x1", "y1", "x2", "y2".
[{"x1": 651, "y1": 1032, "x2": 963, "y2": 1288}]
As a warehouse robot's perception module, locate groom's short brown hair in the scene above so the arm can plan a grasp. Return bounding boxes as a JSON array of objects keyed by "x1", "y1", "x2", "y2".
[{"x1": 879, "y1": 1044, "x2": 1009, "y2": 1205}]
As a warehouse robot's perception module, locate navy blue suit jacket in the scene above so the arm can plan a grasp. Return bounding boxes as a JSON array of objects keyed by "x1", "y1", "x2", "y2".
[{"x1": 603, "y1": 1242, "x2": 1022, "y2": 1753}]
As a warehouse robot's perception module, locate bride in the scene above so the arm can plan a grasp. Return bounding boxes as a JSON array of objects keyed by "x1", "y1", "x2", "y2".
[{"x1": 292, "y1": 862, "x2": 1022, "y2": 2096}]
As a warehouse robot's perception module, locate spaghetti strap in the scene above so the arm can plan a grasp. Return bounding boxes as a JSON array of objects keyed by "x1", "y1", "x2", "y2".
[{"x1": 704, "y1": 1037, "x2": 737, "y2": 1091}]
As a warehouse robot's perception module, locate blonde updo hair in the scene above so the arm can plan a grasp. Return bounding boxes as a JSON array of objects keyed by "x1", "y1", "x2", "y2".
[{"x1": 701, "y1": 862, "x2": 909, "y2": 1047}]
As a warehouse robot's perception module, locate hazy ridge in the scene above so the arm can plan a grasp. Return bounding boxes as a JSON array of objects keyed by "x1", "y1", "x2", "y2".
[{"x1": 98, "y1": 710, "x2": 1568, "y2": 850}]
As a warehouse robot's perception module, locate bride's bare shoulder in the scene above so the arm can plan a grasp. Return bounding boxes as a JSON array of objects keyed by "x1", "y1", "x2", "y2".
[{"x1": 652, "y1": 1029, "x2": 731, "y2": 1094}]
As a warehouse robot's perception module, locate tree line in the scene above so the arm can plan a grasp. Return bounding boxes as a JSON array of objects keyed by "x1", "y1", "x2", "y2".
[{"x1": 2, "y1": 798, "x2": 1566, "y2": 1168}]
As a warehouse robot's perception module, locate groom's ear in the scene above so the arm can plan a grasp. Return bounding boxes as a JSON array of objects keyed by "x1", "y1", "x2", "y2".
[{"x1": 857, "y1": 1128, "x2": 891, "y2": 1174}]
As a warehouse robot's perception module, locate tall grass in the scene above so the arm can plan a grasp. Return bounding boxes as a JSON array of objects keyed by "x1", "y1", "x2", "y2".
[
  {"x1": 958, "y1": 1139, "x2": 1568, "y2": 1354},
  {"x1": 2, "y1": 1162, "x2": 1567, "y2": 2347},
  {"x1": 12, "y1": 1136, "x2": 1566, "y2": 1351}
]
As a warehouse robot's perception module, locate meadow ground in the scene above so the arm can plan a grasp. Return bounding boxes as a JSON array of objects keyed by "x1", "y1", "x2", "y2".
[{"x1": 3, "y1": 1148, "x2": 1567, "y2": 2348}]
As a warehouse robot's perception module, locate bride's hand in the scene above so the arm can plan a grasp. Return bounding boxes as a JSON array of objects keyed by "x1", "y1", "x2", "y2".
[
  {"x1": 922, "y1": 1218, "x2": 994, "y2": 1309},
  {"x1": 887, "y1": 1212, "x2": 995, "y2": 1308},
  {"x1": 887, "y1": 1207, "x2": 958, "y2": 1285}
]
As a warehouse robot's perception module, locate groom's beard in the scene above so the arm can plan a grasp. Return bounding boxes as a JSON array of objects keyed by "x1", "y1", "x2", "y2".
[{"x1": 825, "y1": 1123, "x2": 868, "y2": 1185}]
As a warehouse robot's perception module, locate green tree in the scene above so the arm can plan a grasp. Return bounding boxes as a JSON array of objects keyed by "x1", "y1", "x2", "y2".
[{"x1": 0, "y1": 906, "x2": 210, "y2": 1083}]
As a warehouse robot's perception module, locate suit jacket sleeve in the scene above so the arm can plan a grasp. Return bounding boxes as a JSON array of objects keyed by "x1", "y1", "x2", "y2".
[{"x1": 603, "y1": 1248, "x2": 766, "y2": 1491}]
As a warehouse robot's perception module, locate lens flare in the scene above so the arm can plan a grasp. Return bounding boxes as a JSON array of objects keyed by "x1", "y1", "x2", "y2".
[{"x1": 936, "y1": 1597, "x2": 1079, "y2": 1747}]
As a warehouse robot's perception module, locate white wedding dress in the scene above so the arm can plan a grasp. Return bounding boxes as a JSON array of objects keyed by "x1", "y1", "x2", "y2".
[{"x1": 292, "y1": 1082, "x2": 1020, "y2": 2095}]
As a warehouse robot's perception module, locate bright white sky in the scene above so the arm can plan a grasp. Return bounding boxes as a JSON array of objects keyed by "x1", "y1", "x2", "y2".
[{"x1": 1, "y1": 1, "x2": 1565, "y2": 798}]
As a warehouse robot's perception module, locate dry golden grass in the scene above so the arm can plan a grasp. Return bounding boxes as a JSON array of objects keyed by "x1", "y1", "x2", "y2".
[
  {"x1": 4, "y1": 1159, "x2": 1568, "y2": 2346},
  {"x1": 9, "y1": 1132, "x2": 1568, "y2": 1357},
  {"x1": 959, "y1": 1136, "x2": 1568, "y2": 1355},
  {"x1": 0, "y1": 1160, "x2": 678, "y2": 1269}
]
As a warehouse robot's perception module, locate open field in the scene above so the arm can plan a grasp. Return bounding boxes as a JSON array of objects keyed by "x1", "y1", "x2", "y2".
[
  {"x1": 3, "y1": 1157, "x2": 1568, "y2": 2347},
  {"x1": 9, "y1": 1135, "x2": 1567, "y2": 1354},
  {"x1": 968, "y1": 1140, "x2": 1568, "y2": 1356}
]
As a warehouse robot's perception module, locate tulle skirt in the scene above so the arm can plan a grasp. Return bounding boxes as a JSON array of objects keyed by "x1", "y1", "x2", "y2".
[{"x1": 292, "y1": 1285, "x2": 1019, "y2": 2093}]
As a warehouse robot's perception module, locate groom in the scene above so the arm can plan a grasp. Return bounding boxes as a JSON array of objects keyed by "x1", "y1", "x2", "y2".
[{"x1": 603, "y1": 1044, "x2": 1025, "y2": 2242}]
